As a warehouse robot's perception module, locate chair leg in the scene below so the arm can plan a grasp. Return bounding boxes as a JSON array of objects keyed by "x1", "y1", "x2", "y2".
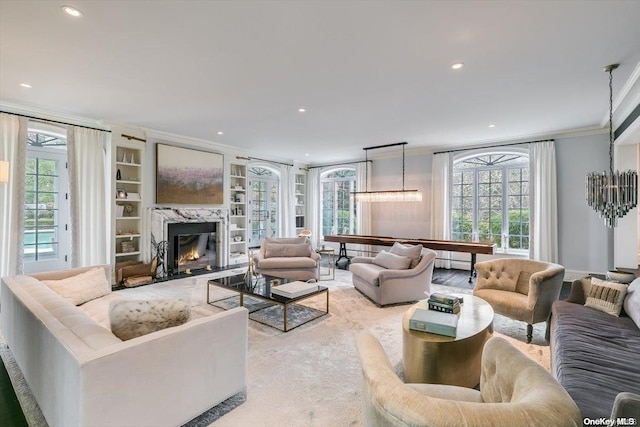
[{"x1": 526, "y1": 324, "x2": 533, "y2": 343}]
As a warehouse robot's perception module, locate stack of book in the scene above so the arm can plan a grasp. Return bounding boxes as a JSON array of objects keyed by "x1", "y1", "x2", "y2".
[
  {"x1": 409, "y1": 308, "x2": 459, "y2": 337},
  {"x1": 428, "y1": 292, "x2": 462, "y2": 314}
]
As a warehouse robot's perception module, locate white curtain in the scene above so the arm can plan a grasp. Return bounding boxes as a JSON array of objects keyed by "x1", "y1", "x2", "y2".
[
  {"x1": 355, "y1": 161, "x2": 372, "y2": 255},
  {"x1": 430, "y1": 152, "x2": 452, "y2": 268},
  {"x1": 67, "y1": 127, "x2": 108, "y2": 267},
  {"x1": 278, "y1": 164, "x2": 296, "y2": 237},
  {"x1": 306, "y1": 168, "x2": 321, "y2": 249},
  {"x1": 0, "y1": 114, "x2": 27, "y2": 277},
  {"x1": 529, "y1": 140, "x2": 558, "y2": 262}
]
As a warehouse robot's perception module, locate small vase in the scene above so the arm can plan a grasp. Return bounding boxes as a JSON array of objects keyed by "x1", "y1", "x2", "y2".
[{"x1": 116, "y1": 169, "x2": 122, "y2": 180}]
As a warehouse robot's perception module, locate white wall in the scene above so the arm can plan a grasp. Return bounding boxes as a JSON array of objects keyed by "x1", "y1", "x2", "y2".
[
  {"x1": 369, "y1": 151, "x2": 431, "y2": 239},
  {"x1": 552, "y1": 134, "x2": 613, "y2": 275}
]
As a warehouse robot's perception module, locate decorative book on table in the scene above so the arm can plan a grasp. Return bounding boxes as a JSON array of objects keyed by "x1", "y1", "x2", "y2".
[
  {"x1": 409, "y1": 308, "x2": 459, "y2": 337},
  {"x1": 429, "y1": 292, "x2": 463, "y2": 305},
  {"x1": 428, "y1": 300, "x2": 460, "y2": 314},
  {"x1": 271, "y1": 281, "x2": 318, "y2": 298}
]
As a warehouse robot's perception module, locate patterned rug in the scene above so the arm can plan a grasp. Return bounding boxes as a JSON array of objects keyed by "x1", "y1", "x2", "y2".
[{"x1": 0, "y1": 269, "x2": 551, "y2": 426}]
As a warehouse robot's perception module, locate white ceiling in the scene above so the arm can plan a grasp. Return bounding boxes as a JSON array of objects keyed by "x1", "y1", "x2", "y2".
[{"x1": 1, "y1": 0, "x2": 639, "y2": 163}]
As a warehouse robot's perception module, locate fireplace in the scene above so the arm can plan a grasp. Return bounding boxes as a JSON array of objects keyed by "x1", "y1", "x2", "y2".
[
  {"x1": 168, "y1": 222, "x2": 216, "y2": 275},
  {"x1": 150, "y1": 208, "x2": 229, "y2": 278}
]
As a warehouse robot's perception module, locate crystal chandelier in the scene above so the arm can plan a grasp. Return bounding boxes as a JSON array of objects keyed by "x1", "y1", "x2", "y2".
[
  {"x1": 351, "y1": 142, "x2": 422, "y2": 202},
  {"x1": 586, "y1": 64, "x2": 638, "y2": 228}
]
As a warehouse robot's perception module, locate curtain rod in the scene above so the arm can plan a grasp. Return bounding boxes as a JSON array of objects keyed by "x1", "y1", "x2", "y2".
[
  {"x1": 236, "y1": 156, "x2": 293, "y2": 167},
  {"x1": 0, "y1": 110, "x2": 111, "y2": 133},
  {"x1": 307, "y1": 159, "x2": 372, "y2": 170},
  {"x1": 433, "y1": 139, "x2": 554, "y2": 155}
]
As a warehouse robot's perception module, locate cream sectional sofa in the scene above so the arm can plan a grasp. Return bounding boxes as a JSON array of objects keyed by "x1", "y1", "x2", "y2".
[{"x1": 1, "y1": 265, "x2": 248, "y2": 427}]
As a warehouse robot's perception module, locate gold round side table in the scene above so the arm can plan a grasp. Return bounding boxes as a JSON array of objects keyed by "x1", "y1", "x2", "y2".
[{"x1": 402, "y1": 295, "x2": 494, "y2": 387}]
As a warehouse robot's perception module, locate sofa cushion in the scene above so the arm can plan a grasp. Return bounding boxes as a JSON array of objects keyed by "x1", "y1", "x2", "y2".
[
  {"x1": 585, "y1": 277, "x2": 628, "y2": 317},
  {"x1": 42, "y1": 267, "x2": 111, "y2": 306},
  {"x1": 80, "y1": 293, "x2": 128, "y2": 329},
  {"x1": 372, "y1": 250, "x2": 411, "y2": 270},
  {"x1": 624, "y1": 278, "x2": 640, "y2": 328},
  {"x1": 264, "y1": 242, "x2": 312, "y2": 258},
  {"x1": 109, "y1": 299, "x2": 191, "y2": 341},
  {"x1": 350, "y1": 263, "x2": 387, "y2": 287},
  {"x1": 389, "y1": 242, "x2": 422, "y2": 269},
  {"x1": 257, "y1": 256, "x2": 317, "y2": 268}
]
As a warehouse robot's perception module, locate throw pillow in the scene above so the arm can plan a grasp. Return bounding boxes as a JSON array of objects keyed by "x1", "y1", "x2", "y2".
[
  {"x1": 623, "y1": 277, "x2": 640, "y2": 328},
  {"x1": 585, "y1": 277, "x2": 628, "y2": 317},
  {"x1": 109, "y1": 299, "x2": 191, "y2": 341},
  {"x1": 264, "y1": 242, "x2": 312, "y2": 258},
  {"x1": 389, "y1": 242, "x2": 423, "y2": 269},
  {"x1": 42, "y1": 267, "x2": 111, "y2": 306},
  {"x1": 372, "y1": 250, "x2": 412, "y2": 270}
]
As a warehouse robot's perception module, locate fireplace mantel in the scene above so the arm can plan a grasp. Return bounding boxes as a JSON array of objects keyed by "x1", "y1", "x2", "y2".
[{"x1": 150, "y1": 208, "x2": 229, "y2": 277}]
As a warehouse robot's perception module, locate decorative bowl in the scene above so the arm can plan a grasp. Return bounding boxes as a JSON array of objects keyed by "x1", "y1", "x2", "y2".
[{"x1": 606, "y1": 270, "x2": 636, "y2": 284}]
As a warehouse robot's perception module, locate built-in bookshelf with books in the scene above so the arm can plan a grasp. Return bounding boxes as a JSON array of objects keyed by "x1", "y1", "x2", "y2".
[
  {"x1": 112, "y1": 139, "x2": 145, "y2": 273},
  {"x1": 229, "y1": 162, "x2": 248, "y2": 265},
  {"x1": 295, "y1": 172, "x2": 305, "y2": 235}
]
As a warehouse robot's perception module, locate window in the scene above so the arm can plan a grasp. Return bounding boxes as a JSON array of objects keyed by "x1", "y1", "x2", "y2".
[
  {"x1": 321, "y1": 169, "x2": 357, "y2": 236},
  {"x1": 24, "y1": 127, "x2": 71, "y2": 273},
  {"x1": 451, "y1": 153, "x2": 529, "y2": 252}
]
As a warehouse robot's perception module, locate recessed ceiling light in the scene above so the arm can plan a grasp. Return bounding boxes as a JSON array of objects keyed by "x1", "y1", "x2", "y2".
[
  {"x1": 217, "y1": 131, "x2": 223, "y2": 135},
  {"x1": 305, "y1": 153, "x2": 309, "y2": 156},
  {"x1": 298, "y1": 108, "x2": 307, "y2": 113},
  {"x1": 20, "y1": 83, "x2": 32, "y2": 88},
  {"x1": 488, "y1": 124, "x2": 496, "y2": 128},
  {"x1": 451, "y1": 63, "x2": 464, "y2": 70},
  {"x1": 62, "y1": 5, "x2": 82, "y2": 17}
]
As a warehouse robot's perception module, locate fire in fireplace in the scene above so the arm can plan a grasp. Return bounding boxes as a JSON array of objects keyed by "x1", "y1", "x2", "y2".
[
  {"x1": 167, "y1": 222, "x2": 217, "y2": 275},
  {"x1": 178, "y1": 233, "x2": 215, "y2": 271}
]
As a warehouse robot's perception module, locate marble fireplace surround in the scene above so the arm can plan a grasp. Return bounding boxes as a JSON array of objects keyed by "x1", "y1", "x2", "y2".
[{"x1": 150, "y1": 207, "x2": 229, "y2": 277}]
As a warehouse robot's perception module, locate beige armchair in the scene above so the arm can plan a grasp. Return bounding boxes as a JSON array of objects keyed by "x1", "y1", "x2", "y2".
[
  {"x1": 355, "y1": 332, "x2": 581, "y2": 427},
  {"x1": 473, "y1": 258, "x2": 565, "y2": 343},
  {"x1": 350, "y1": 244, "x2": 436, "y2": 306},
  {"x1": 252, "y1": 237, "x2": 320, "y2": 282}
]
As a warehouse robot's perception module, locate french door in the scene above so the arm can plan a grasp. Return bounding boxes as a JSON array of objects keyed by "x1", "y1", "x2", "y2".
[
  {"x1": 23, "y1": 145, "x2": 71, "y2": 273},
  {"x1": 249, "y1": 167, "x2": 279, "y2": 247}
]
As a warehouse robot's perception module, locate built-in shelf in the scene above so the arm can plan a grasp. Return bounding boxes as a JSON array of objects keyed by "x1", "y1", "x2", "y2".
[
  {"x1": 295, "y1": 172, "x2": 306, "y2": 233},
  {"x1": 112, "y1": 140, "x2": 145, "y2": 285},
  {"x1": 229, "y1": 163, "x2": 248, "y2": 265}
]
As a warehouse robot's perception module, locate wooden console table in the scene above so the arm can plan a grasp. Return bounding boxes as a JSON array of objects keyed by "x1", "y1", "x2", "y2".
[{"x1": 324, "y1": 234, "x2": 496, "y2": 282}]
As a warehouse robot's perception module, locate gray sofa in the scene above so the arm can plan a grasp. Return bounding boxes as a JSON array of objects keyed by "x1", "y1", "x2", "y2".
[
  {"x1": 350, "y1": 246, "x2": 436, "y2": 306},
  {"x1": 550, "y1": 277, "x2": 640, "y2": 420}
]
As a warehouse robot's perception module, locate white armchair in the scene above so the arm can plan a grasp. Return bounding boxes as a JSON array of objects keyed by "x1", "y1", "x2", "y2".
[{"x1": 350, "y1": 244, "x2": 436, "y2": 306}]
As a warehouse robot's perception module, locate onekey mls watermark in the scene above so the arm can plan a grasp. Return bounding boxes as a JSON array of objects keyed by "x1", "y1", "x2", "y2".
[{"x1": 583, "y1": 418, "x2": 637, "y2": 426}]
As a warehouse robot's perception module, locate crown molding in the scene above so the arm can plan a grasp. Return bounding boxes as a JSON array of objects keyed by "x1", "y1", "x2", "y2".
[
  {"x1": 602, "y1": 61, "x2": 640, "y2": 128},
  {"x1": 0, "y1": 101, "x2": 108, "y2": 130}
]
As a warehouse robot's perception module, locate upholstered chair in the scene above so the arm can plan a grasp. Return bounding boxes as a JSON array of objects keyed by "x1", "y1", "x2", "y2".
[
  {"x1": 349, "y1": 244, "x2": 436, "y2": 306},
  {"x1": 473, "y1": 258, "x2": 565, "y2": 343},
  {"x1": 355, "y1": 332, "x2": 581, "y2": 427},
  {"x1": 252, "y1": 237, "x2": 320, "y2": 282}
]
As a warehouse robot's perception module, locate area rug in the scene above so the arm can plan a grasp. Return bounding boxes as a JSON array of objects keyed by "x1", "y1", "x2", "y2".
[{"x1": 0, "y1": 269, "x2": 550, "y2": 427}]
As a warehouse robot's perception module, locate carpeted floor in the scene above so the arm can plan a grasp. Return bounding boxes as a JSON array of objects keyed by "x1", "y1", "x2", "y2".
[{"x1": 1, "y1": 269, "x2": 550, "y2": 427}]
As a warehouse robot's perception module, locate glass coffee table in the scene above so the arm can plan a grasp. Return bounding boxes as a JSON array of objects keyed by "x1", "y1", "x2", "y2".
[{"x1": 207, "y1": 274, "x2": 329, "y2": 332}]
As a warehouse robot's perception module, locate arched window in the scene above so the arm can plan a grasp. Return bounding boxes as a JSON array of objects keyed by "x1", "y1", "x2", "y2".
[
  {"x1": 451, "y1": 152, "x2": 529, "y2": 252},
  {"x1": 321, "y1": 168, "x2": 357, "y2": 236}
]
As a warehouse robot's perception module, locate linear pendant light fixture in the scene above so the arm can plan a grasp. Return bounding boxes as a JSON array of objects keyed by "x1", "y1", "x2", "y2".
[
  {"x1": 351, "y1": 142, "x2": 422, "y2": 202},
  {"x1": 586, "y1": 63, "x2": 638, "y2": 228}
]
